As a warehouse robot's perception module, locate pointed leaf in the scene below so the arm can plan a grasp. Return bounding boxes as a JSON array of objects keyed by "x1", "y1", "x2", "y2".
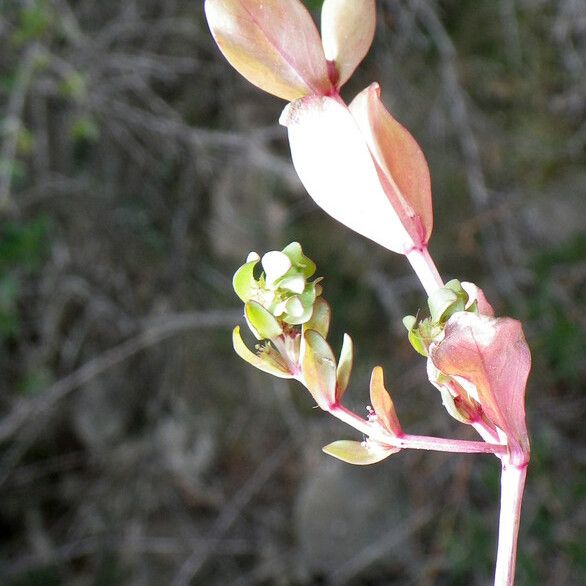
[
  {"x1": 303, "y1": 297, "x2": 331, "y2": 338},
  {"x1": 232, "y1": 326, "x2": 293, "y2": 378},
  {"x1": 233, "y1": 258, "x2": 259, "y2": 303},
  {"x1": 323, "y1": 440, "x2": 398, "y2": 465},
  {"x1": 321, "y1": 0, "x2": 376, "y2": 87},
  {"x1": 301, "y1": 329, "x2": 337, "y2": 409},
  {"x1": 245, "y1": 300, "x2": 283, "y2": 339},
  {"x1": 369, "y1": 366, "x2": 402, "y2": 435},
  {"x1": 336, "y1": 333, "x2": 353, "y2": 400},
  {"x1": 280, "y1": 95, "x2": 415, "y2": 254},
  {"x1": 430, "y1": 312, "x2": 531, "y2": 464},
  {"x1": 349, "y1": 82, "x2": 433, "y2": 246},
  {"x1": 205, "y1": 0, "x2": 332, "y2": 101}
]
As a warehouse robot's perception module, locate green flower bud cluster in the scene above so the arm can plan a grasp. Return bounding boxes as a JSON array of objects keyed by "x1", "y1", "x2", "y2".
[
  {"x1": 403, "y1": 279, "x2": 480, "y2": 357},
  {"x1": 231, "y1": 242, "x2": 354, "y2": 410},
  {"x1": 233, "y1": 242, "x2": 320, "y2": 339}
]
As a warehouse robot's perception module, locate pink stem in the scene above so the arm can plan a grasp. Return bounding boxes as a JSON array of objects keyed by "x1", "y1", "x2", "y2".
[
  {"x1": 494, "y1": 462, "x2": 527, "y2": 586},
  {"x1": 329, "y1": 404, "x2": 507, "y2": 456},
  {"x1": 406, "y1": 247, "x2": 444, "y2": 295}
]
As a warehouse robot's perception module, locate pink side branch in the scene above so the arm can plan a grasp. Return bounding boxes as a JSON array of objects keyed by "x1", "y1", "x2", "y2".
[
  {"x1": 494, "y1": 462, "x2": 527, "y2": 586},
  {"x1": 406, "y1": 247, "x2": 444, "y2": 295},
  {"x1": 329, "y1": 404, "x2": 507, "y2": 456}
]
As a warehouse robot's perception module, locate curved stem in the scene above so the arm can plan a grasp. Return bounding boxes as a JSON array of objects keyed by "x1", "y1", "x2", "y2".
[{"x1": 494, "y1": 462, "x2": 527, "y2": 586}]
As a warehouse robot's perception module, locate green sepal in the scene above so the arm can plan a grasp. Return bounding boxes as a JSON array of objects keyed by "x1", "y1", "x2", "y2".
[
  {"x1": 302, "y1": 297, "x2": 331, "y2": 339},
  {"x1": 281, "y1": 241, "x2": 316, "y2": 278},
  {"x1": 428, "y1": 279, "x2": 468, "y2": 324},
  {"x1": 428, "y1": 288, "x2": 459, "y2": 323},
  {"x1": 403, "y1": 315, "x2": 429, "y2": 357},
  {"x1": 336, "y1": 333, "x2": 353, "y2": 401},
  {"x1": 245, "y1": 300, "x2": 283, "y2": 340},
  {"x1": 301, "y1": 330, "x2": 337, "y2": 409},
  {"x1": 322, "y1": 440, "x2": 398, "y2": 465},
  {"x1": 232, "y1": 326, "x2": 293, "y2": 378},
  {"x1": 281, "y1": 281, "x2": 317, "y2": 325},
  {"x1": 233, "y1": 259, "x2": 259, "y2": 303}
]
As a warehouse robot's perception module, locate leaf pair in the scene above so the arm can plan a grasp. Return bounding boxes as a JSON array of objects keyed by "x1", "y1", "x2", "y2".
[
  {"x1": 205, "y1": 0, "x2": 376, "y2": 100},
  {"x1": 300, "y1": 329, "x2": 353, "y2": 409}
]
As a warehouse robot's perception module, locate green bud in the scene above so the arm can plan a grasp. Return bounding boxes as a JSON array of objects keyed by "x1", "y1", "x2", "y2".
[{"x1": 233, "y1": 242, "x2": 321, "y2": 330}]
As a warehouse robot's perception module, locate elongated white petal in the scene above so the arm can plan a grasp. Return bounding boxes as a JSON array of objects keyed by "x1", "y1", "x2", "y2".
[{"x1": 280, "y1": 95, "x2": 415, "y2": 254}]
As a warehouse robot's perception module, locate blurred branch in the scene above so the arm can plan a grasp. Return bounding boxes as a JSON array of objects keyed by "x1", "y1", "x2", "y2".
[
  {"x1": 0, "y1": 309, "x2": 241, "y2": 445},
  {"x1": 172, "y1": 440, "x2": 292, "y2": 586}
]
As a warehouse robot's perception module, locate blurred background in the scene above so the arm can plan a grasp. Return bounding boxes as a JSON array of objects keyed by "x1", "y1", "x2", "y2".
[{"x1": 0, "y1": 0, "x2": 584, "y2": 584}]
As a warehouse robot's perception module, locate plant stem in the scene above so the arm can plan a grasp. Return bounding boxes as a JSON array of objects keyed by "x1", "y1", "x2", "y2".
[
  {"x1": 494, "y1": 461, "x2": 527, "y2": 586},
  {"x1": 329, "y1": 404, "x2": 507, "y2": 456},
  {"x1": 406, "y1": 247, "x2": 444, "y2": 295}
]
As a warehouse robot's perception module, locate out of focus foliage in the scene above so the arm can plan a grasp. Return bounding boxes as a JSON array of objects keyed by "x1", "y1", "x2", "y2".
[{"x1": 0, "y1": 1, "x2": 584, "y2": 585}]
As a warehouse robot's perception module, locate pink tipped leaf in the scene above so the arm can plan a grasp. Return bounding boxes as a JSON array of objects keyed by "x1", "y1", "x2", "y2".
[
  {"x1": 369, "y1": 366, "x2": 402, "y2": 435},
  {"x1": 349, "y1": 82, "x2": 433, "y2": 247},
  {"x1": 320, "y1": 0, "x2": 376, "y2": 88},
  {"x1": 430, "y1": 312, "x2": 531, "y2": 465},
  {"x1": 205, "y1": 0, "x2": 332, "y2": 101},
  {"x1": 280, "y1": 95, "x2": 415, "y2": 254}
]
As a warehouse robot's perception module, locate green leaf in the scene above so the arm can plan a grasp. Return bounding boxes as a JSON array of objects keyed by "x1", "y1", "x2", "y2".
[
  {"x1": 322, "y1": 440, "x2": 397, "y2": 465},
  {"x1": 233, "y1": 258, "x2": 259, "y2": 303},
  {"x1": 303, "y1": 296, "x2": 331, "y2": 338},
  {"x1": 244, "y1": 300, "x2": 283, "y2": 340},
  {"x1": 428, "y1": 279, "x2": 469, "y2": 323},
  {"x1": 281, "y1": 281, "x2": 317, "y2": 325},
  {"x1": 403, "y1": 315, "x2": 429, "y2": 357},
  {"x1": 281, "y1": 241, "x2": 316, "y2": 278},
  {"x1": 301, "y1": 329, "x2": 337, "y2": 409},
  {"x1": 428, "y1": 287, "x2": 459, "y2": 323},
  {"x1": 336, "y1": 333, "x2": 353, "y2": 401},
  {"x1": 402, "y1": 315, "x2": 417, "y2": 331},
  {"x1": 232, "y1": 326, "x2": 293, "y2": 378}
]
